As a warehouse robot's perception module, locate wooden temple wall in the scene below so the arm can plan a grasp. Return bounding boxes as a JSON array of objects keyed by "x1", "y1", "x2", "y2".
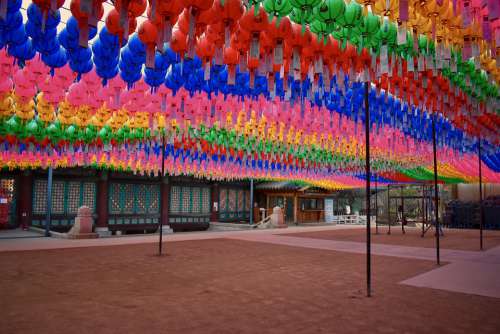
[{"x1": 0, "y1": 169, "x2": 251, "y2": 233}]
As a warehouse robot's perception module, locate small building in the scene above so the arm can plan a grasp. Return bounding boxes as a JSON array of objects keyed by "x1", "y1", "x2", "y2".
[{"x1": 254, "y1": 181, "x2": 334, "y2": 224}]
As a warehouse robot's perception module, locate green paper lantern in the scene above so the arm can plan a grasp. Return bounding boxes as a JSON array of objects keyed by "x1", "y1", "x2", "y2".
[
  {"x1": 310, "y1": 19, "x2": 331, "y2": 41},
  {"x1": 0, "y1": 118, "x2": 7, "y2": 136},
  {"x1": 134, "y1": 128, "x2": 144, "y2": 140},
  {"x1": 289, "y1": 0, "x2": 321, "y2": 30},
  {"x1": 332, "y1": 0, "x2": 362, "y2": 48},
  {"x1": 84, "y1": 125, "x2": 97, "y2": 144},
  {"x1": 65, "y1": 124, "x2": 78, "y2": 143},
  {"x1": 290, "y1": 0, "x2": 321, "y2": 11},
  {"x1": 396, "y1": 31, "x2": 414, "y2": 58},
  {"x1": 263, "y1": 0, "x2": 293, "y2": 18},
  {"x1": 375, "y1": 20, "x2": 397, "y2": 48},
  {"x1": 337, "y1": 0, "x2": 362, "y2": 29},
  {"x1": 353, "y1": 11, "x2": 380, "y2": 52},
  {"x1": 289, "y1": 7, "x2": 314, "y2": 26},
  {"x1": 417, "y1": 35, "x2": 435, "y2": 55},
  {"x1": 313, "y1": 0, "x2": 345, "y2": 31},
  {"x1": 6, "y1": 115, "x2": 20, "y2": 136},
  {"x1": 98, "y1": 126, "x2": 112, "y2": 144},
  {"x1": 332, "y1": 27, "x2": 351, "y2": 49},
  {"x1": 25, "y1": 119, "x2": 39, "y2": 137},
  {"x1": 115, "y1": 127, "x2": 125, "y2": 143},
  {"x1": 47, "y1": 120, "x2": 62, "y2": 143}
]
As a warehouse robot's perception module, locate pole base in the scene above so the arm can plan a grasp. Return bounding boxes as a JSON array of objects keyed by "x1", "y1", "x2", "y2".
[
  {"x1": 95, "y1": 227, "x2": 112, "y2": 237},
  {"x1": 158, "y1": 225, "x2": 173, "y2": 234}
]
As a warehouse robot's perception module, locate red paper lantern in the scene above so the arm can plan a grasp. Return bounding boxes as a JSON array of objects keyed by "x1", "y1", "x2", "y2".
[
  {"x1": 138, "y1": 20, "x2": 159, "y2": 68},
  {"x1": 223, "y1": 47, "x2": 239, "y2": 84},
  {"x1": 70, "y1": 0, "x2": 104, "y2": 47},
  {"x1": 215, "y1": 0, "x2": 244, "y2": 46},
  {"x1": 105, "y1": 9, "x2": 137, "y2": 45},
  {"x1": 147, "y1": 0, "x2": 182, "y2": 51},
  {"x1": 33, "y1": 0, "x2": 65, "y2": 31},
  {"x1": 170, "y1": 29, "x2": 188, "y2": 58}
]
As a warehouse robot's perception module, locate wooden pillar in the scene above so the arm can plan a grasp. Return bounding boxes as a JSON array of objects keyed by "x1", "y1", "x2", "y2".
[
  {"x1": 95, "y1": 170, "x2": 112, "y2": 236},
  {"x1": 96, "y1": 170, "x2": 108, "y2": 228},
  {"x1": 293, "y1": 195, "x2": 298, "y2": 224},
  {"x1": 450, "y1": 184, "x2": 458, "y2": 200},
  {"x1": 160, "y1": 175, "x2": 170, "y2": 227},
  {"x1": 210, "y1": 183, "x2": 219, "y2": 221},
  {"x1": 17, "y1": 170, "x2": 33, "y2": 229}
]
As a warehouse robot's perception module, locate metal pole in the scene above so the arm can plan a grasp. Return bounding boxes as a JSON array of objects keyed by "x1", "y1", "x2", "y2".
[
  {"x1": 45, "y1": 166, "x2": 53, "y2": 237},
  {"x1": 387, "y1": 184, "x2": 391, "y2": 235},
  {"x1": 375, "y1": 176, "x2": 378, "y2": 234},
  {"x1": 249, "y1": 179, "x2": 254, "y2": 224},
  {"x1": 431, "y1": 115, "x2": 440, "y2": 265},
  {"x1": 421, "y1": 185, "x2": 425, "y2": 237},
  {"x1": 425, "y1": 186, "x2": 428, "y2": 225},
  {"x1": 158, "y1": 134, "x2": 166, "y2": 256},
  {"x1": 478, "y1": 137, "x2": 483, "y2": 250},
  {"x1": 401, "y1": 185, "x2": 405, "y2": 234},
  {"x1": 364, "y1": 81, "x2": 371, "y2": 297}
]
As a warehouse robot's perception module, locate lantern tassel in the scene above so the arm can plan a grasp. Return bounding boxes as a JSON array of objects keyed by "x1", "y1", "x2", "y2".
[
  {"x1": 78, "y1": 23, "x2": 89, "y2": 48},
  {"x1": 0, "y1": 0, "x2": 7, "y2": 20}
]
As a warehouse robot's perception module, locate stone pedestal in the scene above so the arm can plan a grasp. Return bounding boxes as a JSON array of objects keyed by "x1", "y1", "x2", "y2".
[
  {"x1": 158, "y1": 225, "x2": 174, "y2": 234},
  {"x1": 67, "y1": 206, "x2": 98, "y2": 239},
  {"x1": 270, "y1": 206, "x2": 287, "y2": 228},
  {"x1": 95, "y1": 227, "x2": 111, "y2": 237}
]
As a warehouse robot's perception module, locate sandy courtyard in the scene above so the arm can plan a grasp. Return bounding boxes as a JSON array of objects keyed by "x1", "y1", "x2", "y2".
[{"x1": 1, "y1": 237, "x2": 500, "y2": 334}]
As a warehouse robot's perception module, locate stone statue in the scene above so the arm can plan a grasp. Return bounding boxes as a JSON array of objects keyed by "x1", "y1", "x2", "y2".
[{"x1": 67, "y1": 206, "x2": 98, "y2": 239}]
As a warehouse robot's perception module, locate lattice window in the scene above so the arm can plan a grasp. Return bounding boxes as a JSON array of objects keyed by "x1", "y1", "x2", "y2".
[
  {"x1": 192, "y1": 187, "x2": 201, "y2": 213},
  {"x1": 228, "y1": 189, "x2": 236, "y2": 211},
  {"x1": 218, "y1": 187, "x2": 250, "y2": 220},
  {"x1": 0, "y1": 178, "x2": 16, "y2": 223},
  {"x1": 220, "y1": 188, "x2": 227, "y2": 211},
  {"x1": 245, "y1": 191, "x2": 251, "y2": 210},
  {"x1": 66, "y1": 182, "x2": 81, "y2": 214},
  {"x1": 109, "y1": 183, "x2": 122, "y2": 214},
  {"x1": 148, "y1": 185, "x2": 160, "y2": 213},
  {"x1": 136, "y1": 184, "x2": 148, "y2": 214},
  {"x1": 170, "y1": 186, "x2": 210, "y2": 215},
  {"x1": 0, "y1": 179, "x2": 15, "y2": 201},
  {"x1": 33, "y1": 180, "x2": 47, "y2": 215},
  {"x1": 109, "y1": 183, "x2": 159, "y2": 215},
  {"x1": 51, "y1": 181, "x2": 65, "y2": 214},
  {"x1": 181, "y1": 187, "x2": 191, "y2": 213},
  {"x1": 82, "y1": 183, "x2": 96, "y2": 212},
  {"x1": 122, "y1": 184, "x2": 134, "y2": 214},
  {"x1": 33, "y1": 179, "x2": 96, "y2": 215},
  {"x1": 170, "y1": 186, "x2": 181, "y2": 213},
  {"x1": 237, "y1": 190, "x2": 244, "y2": 211},
  {"x1": 202, "y1": 188, "x2": 210, "y2": 213}
]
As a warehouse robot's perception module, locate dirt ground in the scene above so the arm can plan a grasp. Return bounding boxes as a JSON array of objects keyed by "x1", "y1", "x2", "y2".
[
  {"x1": 290, "y1": 227, "x2": 500, "y2": 251},
  {"x1": 1, "y1": 238, "x2": 499, "y2": 334}
]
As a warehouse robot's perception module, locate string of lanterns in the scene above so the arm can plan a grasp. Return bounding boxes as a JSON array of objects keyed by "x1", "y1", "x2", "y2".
[{"x1": 0, "y1": 0, "x2": 498, "y2": 187}]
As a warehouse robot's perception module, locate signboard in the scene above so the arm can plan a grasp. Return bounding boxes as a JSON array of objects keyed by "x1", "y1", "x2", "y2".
[{"x1": 324, "y1": 199, "x2": 334, "y2": 224}]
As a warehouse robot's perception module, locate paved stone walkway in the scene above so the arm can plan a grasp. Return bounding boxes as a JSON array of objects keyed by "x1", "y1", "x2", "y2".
[
  {"x1": 401, "y1": 245, "x2": 500, "y2": 298},
  {"x1": 0, "y1": 228, "x2": 42, "y2": 239},
  {"x1": 227, "y1": 233, "x2": 500, "y2": 299},
  {"x1": 227, "y1": 233, "x2": 481, "y2": 262},
  {"x1": 0, "y1": 225, "x2": 360, "y2": 252}
]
